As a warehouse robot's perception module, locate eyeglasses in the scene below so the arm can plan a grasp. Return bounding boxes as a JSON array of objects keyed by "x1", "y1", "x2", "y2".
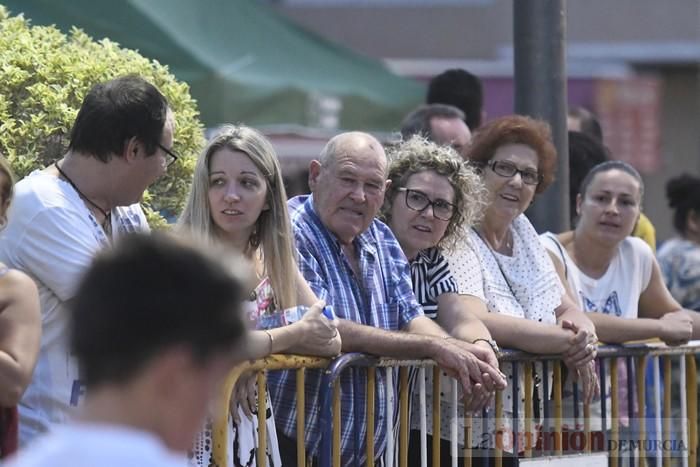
[
  {"x1": 487, "y1": 159, "x2": 541, "y2": 186},
  {"x1": 397, "y1": 187, "x2": 456, "y2": 221},
  {"x1": 157, "y1": 143, "x2": 180, "y2": 167}
]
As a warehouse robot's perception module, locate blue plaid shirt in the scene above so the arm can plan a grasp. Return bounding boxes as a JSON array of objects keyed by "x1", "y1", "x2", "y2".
[{"x1": 268, "y1": 195, "x2": 423, "y2": 465}]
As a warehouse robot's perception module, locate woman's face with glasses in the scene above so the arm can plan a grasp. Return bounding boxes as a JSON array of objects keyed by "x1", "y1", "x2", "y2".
[
  {"x1": 483, "y1": 143, "x2": 540, "y2": 222},
  {"x1": 388, "y1": 170, "x2": 455, "y2": 260}
]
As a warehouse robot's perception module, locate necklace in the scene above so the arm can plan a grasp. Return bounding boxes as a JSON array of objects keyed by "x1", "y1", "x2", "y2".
[
  {"x1": 474, "y1": 226, "x2": 512, "y2": 253},
  {"x1": 54, "y1": 161, "x2": 112, "y2": 231}
]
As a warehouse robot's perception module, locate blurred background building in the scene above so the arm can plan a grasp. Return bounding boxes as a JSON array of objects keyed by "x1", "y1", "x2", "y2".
[
  {"x1": 270, "y1": 0, "x2": 700, "y2": 241},
  {"x1": 4, "y1": 0, "x2": 700, "y2": 240}
]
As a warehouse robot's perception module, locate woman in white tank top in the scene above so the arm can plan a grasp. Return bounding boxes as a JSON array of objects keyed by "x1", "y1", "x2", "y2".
[{"x1": 542, "y1": 160, "x2": 698, "y2": 344}]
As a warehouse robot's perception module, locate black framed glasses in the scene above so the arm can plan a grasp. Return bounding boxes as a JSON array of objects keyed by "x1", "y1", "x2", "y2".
[
  {"x1": 487, "y1": 159, "x2": 541, "y2": 186},
  {"x1": 397, "y1": 187, "x2": 456, "y2": 221},
  {"x1": 157, "y1": 143, "x2": 180, "y2": 167}
]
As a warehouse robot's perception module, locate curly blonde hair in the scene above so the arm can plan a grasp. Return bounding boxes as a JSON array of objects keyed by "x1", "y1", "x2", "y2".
[{"x1": 381, "y1": 136, "x2": 487, "y2": 252}]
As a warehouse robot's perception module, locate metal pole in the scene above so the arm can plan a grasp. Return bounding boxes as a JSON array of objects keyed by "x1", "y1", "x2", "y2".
[{"x1": 513, "y1": 0, "x2": 570, "y2": 233}]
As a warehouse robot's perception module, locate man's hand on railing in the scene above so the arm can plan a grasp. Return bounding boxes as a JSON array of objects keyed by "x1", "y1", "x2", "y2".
[
  {"x1": 230, "y1": 370, "x2": 257, "y2": 425},
  {"x1": 431, "y1": 338, "x2": 507, "y2": 400},
  {"x1": 292, "y1": 300, "x2": 342, "y2": 356},
  {"x1": 658, "y1": 310, "x2": 693, "y2": 346},
  {"x1": 443, "y1": 338, "x2": 504, "y2": 412}
]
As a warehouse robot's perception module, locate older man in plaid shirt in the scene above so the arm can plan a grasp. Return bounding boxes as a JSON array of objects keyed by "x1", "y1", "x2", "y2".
[{"x1": 268, "y1": 132, "x2": 506, "y2": 467}]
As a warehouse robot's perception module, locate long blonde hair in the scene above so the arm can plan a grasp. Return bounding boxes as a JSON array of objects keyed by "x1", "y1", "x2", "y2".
[{"x1": 178, "y1": 125, "x2": 298, "y2": 309}]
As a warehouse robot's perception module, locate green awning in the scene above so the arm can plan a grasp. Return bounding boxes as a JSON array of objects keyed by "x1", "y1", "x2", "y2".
[{"x1": 3, "y1": 0, "x2": 424, "y2": 131}]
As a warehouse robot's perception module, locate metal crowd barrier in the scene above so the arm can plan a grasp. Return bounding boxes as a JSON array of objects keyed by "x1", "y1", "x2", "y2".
[
  {"x1": 212, "y1": 342, "x2": 700, "y2": 467},
  {"x1": 211, "y1": 354, "x2": 331, "y2": 467}
]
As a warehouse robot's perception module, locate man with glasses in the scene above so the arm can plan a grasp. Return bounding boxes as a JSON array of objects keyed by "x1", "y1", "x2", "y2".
[
  {"x1": 0, "y1": 75, "x2": 175, "y2": 447},
  {"x1": 267, "y1": 131, "x2": 506, "y2": 466}
]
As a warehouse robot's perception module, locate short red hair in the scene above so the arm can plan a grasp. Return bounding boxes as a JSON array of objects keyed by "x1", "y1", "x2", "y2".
[{"x1": 468, "y1": 115, "x2": 557, "y2": 194}]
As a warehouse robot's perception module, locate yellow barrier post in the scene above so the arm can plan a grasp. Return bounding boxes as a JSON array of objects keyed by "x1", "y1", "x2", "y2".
[
  {"x1": 635, "y1": 357, "x2": 646, "y2": 467},
  {"x1": 213, "y1": 365, "x2": 248, "y2": 467},
  {"x1": 463, "y1": 407, "x2": 472, "y2": 467},
  {"x1": 495, "y1": 389, "x2": 503, "y2": 467},
  {"x1": 333, "y1": 382, "x2": 341, "y2": 467},
  {"x1": 663, "y1": 356, "x2": 671, "y2": 467},
  {"x1": 366, "y1": 367, "x2": 376, "y2": 467},
  {"x1": 686, "y1": 355, "x2": 698, "y2": 467},
  {"x1": 212, "y1": 355, "x2": 329, "y2": 467},
  {"x1": 399, "y1": 367, "x2": 409, "y2": 467},
  {"x1": 296, "y1": 368, "x2": 306, "y2": 467},
  {"x1": 583, "y1": 402, "x2": 591, "y2": 454},
  {"x1": 610, "y1": 358, "x2": 619, "y2": 467},
  {"x1": 432, "y1": 366, "x2": 441, "y2": 467},
  {"x1": 524, "y1": 364, "x2": 533, "y2": 458},
  {"x1": 256, "y1": 372, "x2": 267, "y2": 467},
  {"x1": 553, "y1": 361, "x2": 562, "y2": 456}
]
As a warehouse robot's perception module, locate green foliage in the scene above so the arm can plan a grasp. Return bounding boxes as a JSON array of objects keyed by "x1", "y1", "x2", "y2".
[{"x1": 0, "y1": 5, "x2": 205, "y2": 227}]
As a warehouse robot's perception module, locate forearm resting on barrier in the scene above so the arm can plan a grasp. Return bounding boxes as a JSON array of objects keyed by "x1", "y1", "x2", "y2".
[{"x1": 337, "y1": 318, "x2": 506, "y2": 392}]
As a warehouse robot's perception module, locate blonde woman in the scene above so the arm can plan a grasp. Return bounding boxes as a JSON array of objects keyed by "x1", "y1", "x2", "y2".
[{"x1": 178, "y1": 125, "x2": 340, "y2": 467}]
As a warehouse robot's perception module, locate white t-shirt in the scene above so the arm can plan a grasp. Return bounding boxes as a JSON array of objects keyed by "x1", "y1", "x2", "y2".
[
  {"x1": 0, "y1": 170, "x2": 149, "y2": 445},
  {"x1": 5, "y1": 423, "x2": 189, "y2": 467},
  {"x1": 540, "y1": 233, "x2": 654, "y2": 430},
  {"x1": 540, "y1": 234, "x2": 653, "y2": 318}
]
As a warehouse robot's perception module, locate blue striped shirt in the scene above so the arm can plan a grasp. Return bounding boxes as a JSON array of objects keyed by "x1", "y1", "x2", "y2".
[{"x1": 268, "y1": 195, "x2": 423, "y2": 466}]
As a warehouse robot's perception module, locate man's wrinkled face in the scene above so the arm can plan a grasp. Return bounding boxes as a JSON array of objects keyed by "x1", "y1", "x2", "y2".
[{"x1": 309, "y1": 136, "x2": 389, "y2": 246}]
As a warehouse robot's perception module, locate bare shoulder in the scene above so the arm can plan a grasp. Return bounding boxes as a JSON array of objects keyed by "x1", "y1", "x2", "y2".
[
  {"x1": 0, "y1": 264, "x2": 38, "y2": 299},
  {"x1": 557, "y1": 230, "x2": 575, "y2": 248}
]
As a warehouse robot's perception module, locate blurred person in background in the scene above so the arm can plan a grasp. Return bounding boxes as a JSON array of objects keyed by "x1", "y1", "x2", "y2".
[
  {"x1": 657, "y1": 174, "x2": 700, "y2": 311},
  {"x1": 400, "y1": 104, "x2": 472, "y2": 159},
  {"x1": 567, "y1": 106, "x2": 656, "y2": 248},
  {"x1": 0, "y1": 158, "x2": 40, "y2": 459},
  {"x1": 427, "y1": 68, "x2": 485, "y2": 131}
]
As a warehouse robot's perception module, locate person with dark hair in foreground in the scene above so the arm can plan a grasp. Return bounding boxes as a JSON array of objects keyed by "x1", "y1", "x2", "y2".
[
  {"x1": 0, "y1": 75, "x2": 175, "y2": 445},
  {"x1": 6, "y1": 233, "x2": 249, "y2": 467}
]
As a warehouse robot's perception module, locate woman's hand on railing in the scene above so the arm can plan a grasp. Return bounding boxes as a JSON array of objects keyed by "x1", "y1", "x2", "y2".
[
  {"x1": 573, "y1": 360, "x2": 600, "y2": 405},
  {"x1": 230, "y1": 370, "x2": 257, "y2": 425},
  {"x1": 561, "y1": 320, "x2": 597, "y2": 367},
  {"x1": 462, "y1": 382, "x2": 493, "y2": 413},
  {"x1": 658, "y1": 310, "x2": 693, "y2": 346}
]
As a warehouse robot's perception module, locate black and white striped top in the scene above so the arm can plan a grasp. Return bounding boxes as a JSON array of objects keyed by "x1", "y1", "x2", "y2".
[{"x1": 409, "y1": 247, "x2": 458, "y2": 319}]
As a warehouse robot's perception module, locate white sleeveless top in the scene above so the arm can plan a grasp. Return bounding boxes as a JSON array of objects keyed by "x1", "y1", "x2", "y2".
[{"x1": 540, "y1": 234, "x2": 653, "y2": 318}]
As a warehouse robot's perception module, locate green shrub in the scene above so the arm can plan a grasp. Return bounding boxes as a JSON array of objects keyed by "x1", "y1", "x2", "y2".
[{"x1": 0, "y1": 5, "x2": 205, "y2": 227}]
